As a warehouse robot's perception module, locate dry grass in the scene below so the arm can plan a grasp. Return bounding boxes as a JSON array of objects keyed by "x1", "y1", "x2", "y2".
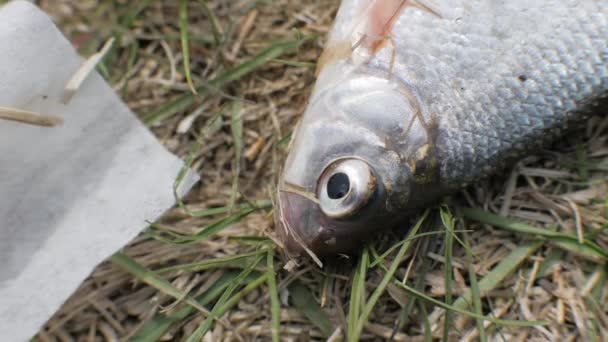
[{"x1": 35, "y1": 1, "x2": 606, "y2": 341}]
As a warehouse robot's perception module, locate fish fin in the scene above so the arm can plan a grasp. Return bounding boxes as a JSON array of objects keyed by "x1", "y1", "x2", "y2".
[
  {"x1": 315, "y1": 0, "x2": 443, "y2": 74},
  {"x1": 359, "y1": 0, "x2": 442, "y2": 55}
]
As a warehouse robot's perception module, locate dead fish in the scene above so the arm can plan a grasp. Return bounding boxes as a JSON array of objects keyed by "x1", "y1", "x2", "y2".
[{"x1": 275, "y1": 0, "x2": 608, "y2": 259}]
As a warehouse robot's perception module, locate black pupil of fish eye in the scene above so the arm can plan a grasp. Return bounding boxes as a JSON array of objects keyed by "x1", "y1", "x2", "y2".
[{"x1": 327, "y1": 172, "x2": 350, "y2": 199}]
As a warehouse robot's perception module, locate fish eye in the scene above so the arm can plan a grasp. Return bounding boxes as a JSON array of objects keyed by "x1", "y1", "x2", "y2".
[
  {"x1": 317, "y1": 158, "x2": 377, "y2": 219},
  {"x1": 326, "y1": 172, "x2": 350, "y2": 199}
]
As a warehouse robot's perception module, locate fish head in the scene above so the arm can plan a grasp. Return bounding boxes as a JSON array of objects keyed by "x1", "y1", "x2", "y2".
[{"x1": 275, "y1": 62, "x2": 438, "y2": 257}]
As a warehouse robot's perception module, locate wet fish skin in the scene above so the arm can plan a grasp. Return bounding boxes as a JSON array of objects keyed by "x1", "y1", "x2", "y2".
[{"x1": 276, "y1": 0, "x2": 608, "y2": 258}]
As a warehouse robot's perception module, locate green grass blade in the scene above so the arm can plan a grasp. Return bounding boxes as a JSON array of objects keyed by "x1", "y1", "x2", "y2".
[
  {"x1": 392, "y1": 246, "x2": 432, "y2": 338},
  {"x1": 418, "y1": 300, "x2": 433, "y2": 342},
  {"x1": 186, "y1": 199, "x2": 272, "y2": 218},
  {"x1": 463, "y1": 233, "x2": 486, "y2": 341},
  {"x1": 119, "y1": 0, "x2": 153, "y2": 28},
  {"x1": 229, "y1": 101, "x2": 243, "y2": 211},
  {"x1": 576, "y1": 142, "x2": 589, "y2": 182},
  {"x1": 350, "y1": 210, "x2": 430, "y2": 342},
  {"x1": 347, "y1": 247, "x2": 369, "y2": 341},
  {"x1": 197, "y1": 0, "x2": 223, "y2": 45},
  {"x1": 266, "y1": 250, "x2": 281, "y2": 342},
  {"x1": 462, "y1": 208, "x2": 608, "y2": 263},
  {"x1": 172, "y1": 113, "x2": 222, "y2": 210},
  {"x1": 158, "y1": 248, "x2": 269, "y2": 274},
  {"x1": 148, "y1": 205, "x2": 262, "y2": 245},
  {"x1": 451, "y1": 241, "x2": 542, "y2": 312},
  {"x1": 277, "y1": 132, "x2": 292, "y2": 148},
  {"x1": 179, "y1": 0, "x2": 198, "y2": 95},
  {"x1": 185, "y1": 255, "x2": 265, "y2": 341},
  {"x1": 143, "y1": 36, "x2": 315, "y2": 126},
  {"x1": 227, "y1": 235, "x2": 274, "y2": 246},
  {"x1": 289, "y1": 281, "x2": 334, "y2": 337},
  {"x1": 111, "y1": 253, "x2": 211, "y2": 316},
  {"x1": 440, "y1": 206, "x2": 455, "y2": 341},
  {"x1": 187, "y1": 273, "x2": 268, "y2": 341},
  {"x1": 130, "y1": 270, "x2": 256, "y2": 341},
  {"x1": 536, "y1": 249, "x2": 564, "y2": 280},
  {"x1": 270, "y1": 58, "x2": 316, "y2": 68},
  {"x1": 369, "y1": 229, "x2": 471, "y2": 268},
  {"x1": 394, "y1": 281, "x2": 547, "y2": 327},
  {"x1": 211, "y1": 273, "x2": 268, "y2": 318}
]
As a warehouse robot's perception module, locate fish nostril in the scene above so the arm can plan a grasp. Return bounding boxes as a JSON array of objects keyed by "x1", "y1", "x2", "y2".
[{"x1": 327, "y1": 172, "x2": 350, "y2": 199}]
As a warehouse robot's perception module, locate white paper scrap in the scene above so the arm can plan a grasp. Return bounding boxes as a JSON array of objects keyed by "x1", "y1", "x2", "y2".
[{"x1": 0, "y1": 1, "x2": 199, "y2": 340}]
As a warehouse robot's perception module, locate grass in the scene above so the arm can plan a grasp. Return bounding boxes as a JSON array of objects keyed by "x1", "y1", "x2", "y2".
[{"x1": 37, "y1": 1, "x2": 607, "y2": 341}]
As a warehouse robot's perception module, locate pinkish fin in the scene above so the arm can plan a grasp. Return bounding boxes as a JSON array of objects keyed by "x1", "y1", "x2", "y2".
[
  {"x1": 361, "y1": 0, "x2": 441, "y2": 54},
  {"x1": 315, "y1": 0, "x2": 442, "y2": 75}
]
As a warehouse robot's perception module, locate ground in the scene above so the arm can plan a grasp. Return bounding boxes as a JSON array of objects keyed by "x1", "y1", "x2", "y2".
[{"x1": 33, "y1": 1, "x2": 606, "y2": 341}]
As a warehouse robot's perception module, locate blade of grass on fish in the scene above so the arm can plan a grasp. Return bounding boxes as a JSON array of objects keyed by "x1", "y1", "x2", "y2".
[
  {"x1": 158, "y1": 248, "x2": 270, "y2": 275},
  {"x1": 130, "y1": 270, "x2": 257, "y2": 341},
  {"x1": 111, "y1": 252, "x2": 215, "y2": 319},
  {"x1": 277, "y1": 132, "x2": 292, "y2": 149},
  {"x1": 266, "y1": 250, "x2": 281, "y2": 342},
  {"x1": 230, "y1": 101, "x2": 244, "y2": 211},
  {"x1": 186, "y1": 255, "x2": 266, "y2": 342},
  {"x1": 462, "y1": 208, "x2": 608, "y2": 263},
  {"x1": 350, "y1": 210, "x2": 430, "y2": 342},
  {"x1": 179, "y1": 0, "x2": 197, "y2": 95},
  {"x1": 289, "y1": 280, "x2": 334, "y2": 337},
  {"x1": 197, "y1": 0, "x2": 223, "y2": 45},
  {"x1": 440, "y1": 206, "x2": 455, "y2": 341},
  {"x1": 394, "y1": 281, "x2": 547, "y2": 327},
  {"x1": 463, "y1": 232, "x2": 486, "y2": 342},
  {"x1": 144, "y1": 36, "x2": 315, "y2": 126},
  {"x1": 347, "y1": 247, "x2": 368, "y2": 341},
  {"x1": 173, "y1": 113, "x2": 223, "y2": 211}
]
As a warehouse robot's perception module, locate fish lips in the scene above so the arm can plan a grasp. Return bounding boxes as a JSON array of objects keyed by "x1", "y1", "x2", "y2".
[{"x1": 275, "y1": 182, "x2": 389, "y2": 257}]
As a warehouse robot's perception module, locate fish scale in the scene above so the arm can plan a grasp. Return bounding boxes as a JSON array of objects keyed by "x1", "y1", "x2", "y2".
[
  {"x1": 276, "y1": 0, "x2": 608, "y2": 256},
  {"x1": 425, "y1": 5, "x2": 608, "y2": 184}
]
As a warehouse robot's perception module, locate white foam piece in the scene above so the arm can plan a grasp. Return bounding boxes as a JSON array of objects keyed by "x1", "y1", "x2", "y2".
[{"x1": 0, "y1": 1, "x2": 199, "y2": 339}]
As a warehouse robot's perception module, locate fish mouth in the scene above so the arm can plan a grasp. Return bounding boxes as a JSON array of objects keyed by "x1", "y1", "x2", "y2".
[
  {"x1": 275, "y1": 189, "x2": 324, "y2": 257},
  {"x1": 275, "y1": 185, "x2": 382, "y2": 258}
]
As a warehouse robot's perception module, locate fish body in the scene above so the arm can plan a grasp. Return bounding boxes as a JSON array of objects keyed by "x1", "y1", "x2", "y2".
[{"x1": 276, "y1": 0, "x2": 608, "y2": 258}]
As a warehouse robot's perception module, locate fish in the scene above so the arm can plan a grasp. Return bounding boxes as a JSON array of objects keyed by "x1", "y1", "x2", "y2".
[{"x1": 274, "y1": 0, "x2": 608, "y2": 259}]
